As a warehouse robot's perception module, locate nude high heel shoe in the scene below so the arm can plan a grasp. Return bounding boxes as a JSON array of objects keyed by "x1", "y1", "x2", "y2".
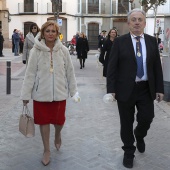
[
  {"x1": 41, "y1": 151, "x2": 50, "y2": 166},
  {"x1": 54, "y1": 133, "x2": 62, "y2": 150}
]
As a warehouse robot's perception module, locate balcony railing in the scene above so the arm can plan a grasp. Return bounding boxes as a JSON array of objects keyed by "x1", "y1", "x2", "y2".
[
  {"x1": 18, "y1": 3, "x2": 38, "y2": 14},
  {"x1": 47, "y1": 2, "x2": 66, "y2": 14}
]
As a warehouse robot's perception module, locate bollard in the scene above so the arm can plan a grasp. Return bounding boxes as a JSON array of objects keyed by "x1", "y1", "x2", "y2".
[{"x1": 6, "y1": 61, "x2": 11, "y2": 94}]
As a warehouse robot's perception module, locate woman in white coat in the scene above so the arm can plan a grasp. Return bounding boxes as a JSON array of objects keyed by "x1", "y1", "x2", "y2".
[
  {"x1": 21, "y1": 21, "x2": 80, "y2": 166},
  {"x1": 22, "y1": 23, "x2": 40, "y2": 64}
]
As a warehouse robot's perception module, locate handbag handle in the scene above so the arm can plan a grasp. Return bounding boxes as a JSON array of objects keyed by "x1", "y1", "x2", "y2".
[{"x1": 22, "y1": 105, "x2": 31, "y2": 116}]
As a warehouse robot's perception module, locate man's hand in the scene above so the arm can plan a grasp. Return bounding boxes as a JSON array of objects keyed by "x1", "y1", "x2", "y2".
[
  {"x1": 98, "y1": 48, "x2": 100, "y2": 52},
  {"x1": 112, "y1": 93, "x2": 116, "y2": 101},
  {"x1": 156, "y1": 93, "x2": 164, "y2": 102}
]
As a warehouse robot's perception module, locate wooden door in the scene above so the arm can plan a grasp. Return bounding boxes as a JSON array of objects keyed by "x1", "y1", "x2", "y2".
[{"x1": 88, "y1": 23, "x2": 99, "y2": 50}]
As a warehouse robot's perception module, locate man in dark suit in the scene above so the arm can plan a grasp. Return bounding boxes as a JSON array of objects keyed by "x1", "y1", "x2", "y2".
[
  {"x1": 107, "y1": 8, "x2": 164, "y2": 168},
  {"x1": 98, "y1": 30, "x2": 107, "y2": 52}
]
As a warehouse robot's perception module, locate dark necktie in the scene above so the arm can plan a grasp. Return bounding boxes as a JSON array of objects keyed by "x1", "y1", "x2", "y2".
[{"x1": 135, "y1": 36, "x2": 144, "y2": 79}]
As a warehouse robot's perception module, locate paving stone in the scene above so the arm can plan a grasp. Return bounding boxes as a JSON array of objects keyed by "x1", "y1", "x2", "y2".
[{"x1": 0, "y1": 49, "x2": 170, "y2": 169}]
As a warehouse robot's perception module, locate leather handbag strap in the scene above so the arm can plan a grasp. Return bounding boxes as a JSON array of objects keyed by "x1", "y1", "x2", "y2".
[{"x1": 22, "y1": 105, "x2": 31, "y2": 116}]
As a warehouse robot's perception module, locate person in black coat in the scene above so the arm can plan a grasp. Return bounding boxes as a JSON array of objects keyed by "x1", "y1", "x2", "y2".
[
  {"x1": 0, "y1": 31, "x2": 4, "y2": 57},
  {"x1": 76, "y1": 32, "x2": 89, "y2": 69},
  {"x1": 99, "y1": 28, "x2": 118, "y2": 77},
  {"x1": 107, "y1": 8, "x2": 164, "y2": 168},
  {"x1": 12, "y1": 29, "x2": 17, "y2": 53},
  {"x1": 98, "y1": 30, "x2": 107, "y2": 52}
]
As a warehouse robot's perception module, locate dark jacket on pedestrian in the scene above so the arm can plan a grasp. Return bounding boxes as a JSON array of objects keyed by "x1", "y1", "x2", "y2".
[
  {"x1": 0, "y1": 32, "x2": 4, "y2": 46},
  {"x1": 0, "y1": 32, "x2": 4, "y2": 56},
  {"x1": 98, "y1": 36, "x2": 107, "y2": 50},
  {"x1": 99, "y1": 39, "x2": 114, "y2": 77},
  {"x1": 13, "y1": 32, "x2": 20, "y2": 44},
  {"x1": 76, "y1": 37, "x2": 89, "y2": 59}
]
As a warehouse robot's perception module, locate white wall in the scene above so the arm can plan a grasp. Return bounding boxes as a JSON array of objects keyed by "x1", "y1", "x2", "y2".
[
  {"x1": 146, "y1": 18, "x2": 164, "y2": 42},
  {"x1": 67, "y1": 15, "x2": 77, "y2": 41},
  {"x1": 65, "y1": 0, "x2": 77, "y2": 15}
]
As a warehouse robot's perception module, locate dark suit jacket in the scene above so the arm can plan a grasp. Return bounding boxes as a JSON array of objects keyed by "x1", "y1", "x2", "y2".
[
  {"x1": 99, "y1": 39, "x2": 114, "y2": 77},
  {"x1": 107, "y1": 33, "x2": 164, "y2": 102}
]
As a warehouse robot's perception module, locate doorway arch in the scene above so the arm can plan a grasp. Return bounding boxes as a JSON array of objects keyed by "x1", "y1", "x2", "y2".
[
  {"x1": 88, "y1": 22, "x2": 99, "y2": 50},
  {"x1": 24, "y1": 22, "x2": 35, "y2": 38}
]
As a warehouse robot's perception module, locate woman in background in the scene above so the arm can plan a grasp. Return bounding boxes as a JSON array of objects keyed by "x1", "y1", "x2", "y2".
[
  {"x1": 76, "y1": 32, "x2": 89, "y2": 69},
  {"x1": 22, "y1": 23, "x2": 40, "y2": 64},
  {"x1": 99, "y1": 28, "x2": 118, "y2": 77}
]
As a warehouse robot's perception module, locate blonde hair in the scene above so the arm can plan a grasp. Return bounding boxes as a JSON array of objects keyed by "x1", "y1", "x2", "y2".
[{"x1": 40, "y1": 21, "x2": 59, "y2": 39}]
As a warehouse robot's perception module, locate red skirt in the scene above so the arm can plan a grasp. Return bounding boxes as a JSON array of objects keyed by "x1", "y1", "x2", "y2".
[{"x1": 33, "y1": 100, "x2": 66, "y2": 125}]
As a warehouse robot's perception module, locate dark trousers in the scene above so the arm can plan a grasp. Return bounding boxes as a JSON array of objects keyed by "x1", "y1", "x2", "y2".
[
  {"x1": 117, "y1": 81, "x2": 154, "y2": 155},
  {"x1": 19, "y1": 42, "x2": 24, "y2": 53}
]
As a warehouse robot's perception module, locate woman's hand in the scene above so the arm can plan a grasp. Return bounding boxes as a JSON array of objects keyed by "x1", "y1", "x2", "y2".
[
  {"x1": 23, "y1": 100, "x2": 29, "y2": 106},
  {"x1": 72, "y1": 92, "x2": 81, "y2": 103}
]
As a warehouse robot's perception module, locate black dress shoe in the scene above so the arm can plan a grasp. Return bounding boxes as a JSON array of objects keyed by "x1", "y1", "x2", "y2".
[
  {"x1": 123, "y1": 154, "x2": 134, "y2": 168},
  {"x1": 136, "y1": 140, "x2": 145, "y2": 153},
  {"x1": 134, "y1": 129, "x2": 145, "y2": 153}
]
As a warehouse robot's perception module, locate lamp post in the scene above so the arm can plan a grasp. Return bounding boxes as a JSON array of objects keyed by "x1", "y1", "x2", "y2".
[{"x1": 51, "y1": 0, "x2": 62, "y2": 22}]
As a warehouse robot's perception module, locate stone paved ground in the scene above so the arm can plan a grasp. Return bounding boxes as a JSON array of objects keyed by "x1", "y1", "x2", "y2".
[{"x1": 0, "y1": 49, "x2": 170, "y2": 170}]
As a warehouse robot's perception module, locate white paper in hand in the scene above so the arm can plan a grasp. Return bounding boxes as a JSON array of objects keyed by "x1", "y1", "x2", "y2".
[
  {"x1": 72, "y1": 92, "x2": 81, "y2": 103},
  {"x1": 103, "y1": 94, "x2": 115, "y2": 103}
]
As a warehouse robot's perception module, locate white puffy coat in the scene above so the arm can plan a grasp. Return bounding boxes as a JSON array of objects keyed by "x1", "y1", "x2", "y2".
[
  {"x1": 21, "y1": 34, "x2": 77, "y2": 102},
  {"x1": 22, "y1": 32, "x2": 35, "y2": 62}
]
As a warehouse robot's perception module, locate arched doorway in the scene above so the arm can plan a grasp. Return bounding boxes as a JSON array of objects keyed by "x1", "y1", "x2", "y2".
[
  {"x1": 88, "y1": 22, "x2": 99, "y2": 50},
  {"x1": 24, "y1": 22, "x2": 35, "y2": 38}
]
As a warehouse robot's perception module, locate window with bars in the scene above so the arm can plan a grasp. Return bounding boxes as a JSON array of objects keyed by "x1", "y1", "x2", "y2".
[
  {"x1": 88, "y1": 0, "x2": 99, "y2": 14},
  {"x1": 52, "y1": 0, "x2": 62, "y2": 13},
  {"x1": 24, "y1": 0, "x2": 34, "y2": 12}
]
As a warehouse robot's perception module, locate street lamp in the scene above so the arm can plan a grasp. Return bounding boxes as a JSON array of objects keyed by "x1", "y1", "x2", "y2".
[{"x1": 51, "y1": 0, "x2": 62, "y2": 22}]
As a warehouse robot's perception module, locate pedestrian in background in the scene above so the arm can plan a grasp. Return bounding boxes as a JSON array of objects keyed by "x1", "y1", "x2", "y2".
[
  {"x1": 107, "y1": 8, "x2": 164, "y2": 168},
  {"x1": 0, "y1": 29, "x2": 4, "y2": 57},
  {"x1": 21, "y1": 21, "x2": 80, "y2": 166},
  {"x1": 22, "y1": 23, "x2": 40, "y2": 64},
  {"x1": 19, "y1": 32, "x2": 24, "y2": 54},
  {"x1": 13, "y1": 29, "x2": 20, "y2": 56},
  {"x1": 12, "y1": 29, "x2": 16, "y2": 53},
  {"x1": 76, "y1": 32, "x2": 89, "y2": 69},
  {"x1": 71, "y1": 35, "x2": 76, "y2": 45},
  {"x1": 99, "y1": 28, "x2": 118, "y2": 78},
  {"x1": 98, "y1": 30, "x2": 107, "y2": 52},
  {"x1": 75, "y1": 31, "x2": 80, "y2": 44}
]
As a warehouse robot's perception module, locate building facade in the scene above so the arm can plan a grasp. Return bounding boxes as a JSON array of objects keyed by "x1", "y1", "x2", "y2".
[
  {"x1": 0, "y1": 0, "x2": 10, "y2": 47},
  {"x1": 3, "y1": 0, "x2": 170, "y2": 49}
]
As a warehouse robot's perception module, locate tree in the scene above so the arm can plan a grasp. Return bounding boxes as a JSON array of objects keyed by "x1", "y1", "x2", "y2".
[
  {"x1": 51, "y1": 0, "x2": 62, "y2": 21},
  {"x1": 140, "y1": 0, "x2": 166, "y2": 40},
  {"x1": 139, "y1": 0, "x2": 166, "y2": 13}
]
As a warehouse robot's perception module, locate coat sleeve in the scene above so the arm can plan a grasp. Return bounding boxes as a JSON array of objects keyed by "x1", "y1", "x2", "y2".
[
  {"x1": 22, "y1": 37, "x2": 28, "y2": 61},
  {"x1": 107, "y1": 38, "x2": 119, "y2": 93},
  {"x1": 99, "y1": 40, "x2": 107, "y2": 64},
  {"x1": 20, "y1": 48, "x2": 38, "y2": 100},
  {"x1": 153, "y1": 37, "x2": 164, "y2": 94},
  {"x1": 86, "y1": 39, "x2": 89, "y2": 51},
  {"x1": 63, "y1": 48, "x2": 78, "y2": 97}
]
